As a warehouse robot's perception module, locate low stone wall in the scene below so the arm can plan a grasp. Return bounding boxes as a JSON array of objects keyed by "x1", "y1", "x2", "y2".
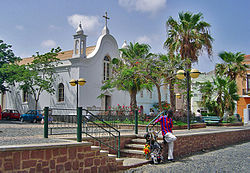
[
  {"x1": 162, "y1": 129, "x2": 250, "y2": 159},
  {"x1": 0, "y1": 142, "x2": 123, "y2": 173}
]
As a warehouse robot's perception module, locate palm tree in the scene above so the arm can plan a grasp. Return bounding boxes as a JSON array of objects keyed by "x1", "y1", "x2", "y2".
[
  {"x1": 101, "y1": 42, "x2": 152, "y2": 109},
  {"x1": 164, "y1": 11, "x2": 213, "y2": 115},
  {"x1": 199, "y1": 76, "x2": 239, "y2": 117},
  {"x1": 164, "y1": 11, "x2": 213, "y2": 66},
  {"x1": 216, "y1": 51, "x2": 248, "y2": 80}
]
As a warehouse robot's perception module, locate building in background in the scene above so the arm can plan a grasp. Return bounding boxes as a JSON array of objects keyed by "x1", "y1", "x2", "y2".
[
  {"x1": 191, "y1": 70, "x2": 215, "y2": 114},
  {"x1": 0, "y1": 19, "x2": 169, "y2": 115},
  {"x1": 236, "y1": 55, "x2": 250, "y2": 124}
]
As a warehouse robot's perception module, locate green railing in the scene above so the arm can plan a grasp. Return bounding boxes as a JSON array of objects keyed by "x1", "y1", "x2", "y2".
[
  {"x1": 146, "y1": 111, "x2": 165, "y2": 132},
  {"x1": 44, "y1": 107, "x2": 121, "y2": 158},
  {"x1": 44, "y1": 107, "x2": 78, "y2": 136},
  {"x1": 82, "y1": 109, "x2": 121, "y2": 157},
  {"x1": 84, "y1": 109, "x2": 143, "y2": 126}
]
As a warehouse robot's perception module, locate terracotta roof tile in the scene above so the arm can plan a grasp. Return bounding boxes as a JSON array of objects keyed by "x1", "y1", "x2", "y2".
[
  {"x1": 18, "y1": 46, "x2": 96, "y2": 65},
  {"x1": 243, "y1": 55, "x2": 250, "y2": 64}
]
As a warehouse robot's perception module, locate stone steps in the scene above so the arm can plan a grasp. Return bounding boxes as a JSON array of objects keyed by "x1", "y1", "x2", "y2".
[
  {"x1": 120, "y1": 137, "x2": 148, "y2": 159},
  {"x1": 125, "y1": 144, "x2": 145, "y2": 150},
  {"x1": 130, "y1": 138, "x2": 146, "y2": 144},
  {"x1": 120, "y1": 149, "x2": 145, "y2": 159}
]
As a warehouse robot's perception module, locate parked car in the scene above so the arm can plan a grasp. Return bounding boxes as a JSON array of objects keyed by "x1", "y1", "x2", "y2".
[
  {"x1": 20, "y1": 110, "x2": 43, "y2": 123},
  {"x1": 2, "y1": 109, "x2": 21, "y2": 120}
]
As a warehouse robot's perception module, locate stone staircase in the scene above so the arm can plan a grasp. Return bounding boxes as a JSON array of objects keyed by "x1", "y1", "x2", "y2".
[{"x1": 121, "y1": 135, "x2": 148, "y2": 159}]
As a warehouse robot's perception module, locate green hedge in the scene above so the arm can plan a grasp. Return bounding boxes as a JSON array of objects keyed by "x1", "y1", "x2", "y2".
[{"x1": 201, "y1": 112, "x2": 217, "y2": 116}]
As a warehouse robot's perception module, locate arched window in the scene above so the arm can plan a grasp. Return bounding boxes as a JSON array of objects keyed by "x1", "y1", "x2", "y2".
[
  {"x1": 58, "y1": 83, "x2": 64, "y2": 102},
  {"x1": 81, "y1": 40, "x2": 84, "y2": 54},
  {"x1": 140, "y1": 91, "x2": 143, "y2": 98},
  {"x1": 23, "y1": 90, "x2": 28, "y2": 103},
  {"x1": 149, "y1": 91, "x2": 152, "y2": 99},
  {"x1": 75, "y1": 40, "x2": 79, "y2": 54},
  {"x1": 103, "y1": 56, "x2": 110, "y2": 81}
]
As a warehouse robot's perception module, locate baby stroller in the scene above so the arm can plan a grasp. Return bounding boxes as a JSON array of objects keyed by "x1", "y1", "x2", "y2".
[{"x1": 144, "y1": 130, "x2": 163, "y2": 164}]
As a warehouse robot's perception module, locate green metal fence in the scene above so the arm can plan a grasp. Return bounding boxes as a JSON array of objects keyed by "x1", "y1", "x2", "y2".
[
  {"x1": 44, "y1": 107, "x2": 78, "y2": 136},
  {"x1": 82, "y1": 109, "x2": 121, "y2": 157},
  {"x1": 84, "y1": 109, "x2": 143, "y2": 128},
  {"x1": 43, "y1": 107, "x2": 123, "y2": 157}
]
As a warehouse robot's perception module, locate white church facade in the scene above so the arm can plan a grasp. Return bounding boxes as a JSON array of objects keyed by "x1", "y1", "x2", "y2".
[{"x1": 0, "y1": 17, "x2": 170, "y2": 115}]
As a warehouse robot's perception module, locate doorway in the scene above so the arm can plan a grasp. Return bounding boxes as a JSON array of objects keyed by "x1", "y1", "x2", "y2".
[
  {"x1": 247, "y1": 104, "x2": 250, "y2": 123},
  {"x1": 104, "y1": 95, "x2": 111, "y2": 111}
]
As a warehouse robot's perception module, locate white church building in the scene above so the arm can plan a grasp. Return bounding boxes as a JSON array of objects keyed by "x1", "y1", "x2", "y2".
[{"x1": 0, "y1": 17, "x2": 170, "y2": 114}]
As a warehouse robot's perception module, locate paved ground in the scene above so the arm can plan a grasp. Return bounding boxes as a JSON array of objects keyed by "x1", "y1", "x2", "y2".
[
  {"x1": 124, "y1": 141, "x2": 250, "y2": 173},
  {"x1": 0, "y1": 120, "x2": 71, "y2": 145}
]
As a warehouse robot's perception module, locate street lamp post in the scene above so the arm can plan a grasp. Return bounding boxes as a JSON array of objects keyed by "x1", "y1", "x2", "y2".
[
  {"x1": 176, "y1": 69, "x2": 200, "y2": 130},
  {"x1": 69, "y1": 78, "x2": 86, "y2": 108}
]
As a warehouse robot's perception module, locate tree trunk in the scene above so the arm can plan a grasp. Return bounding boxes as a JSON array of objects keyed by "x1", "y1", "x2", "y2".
[
  {"x1": 156, "y1": 84, "x2": 162, "y2": 112},
  {"x1": 169, "y1": 79, "x2": 176, "y2": 112},
  {"x1": 35, "y1": 99, "x2": 38, "y2": 113},
  {"x1": 130, "y1": 89, "x2": 137, "y2": 110}
]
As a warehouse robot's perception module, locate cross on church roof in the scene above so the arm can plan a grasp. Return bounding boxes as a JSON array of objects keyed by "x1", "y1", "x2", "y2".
[{"x1": 103, "y1": 12, "x2": 110, "y2": 27}]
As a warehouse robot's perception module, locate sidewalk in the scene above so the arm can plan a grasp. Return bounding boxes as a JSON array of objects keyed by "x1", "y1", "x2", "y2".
[
  {"x1": 121, "y1": 124, "x2": 250, "y2": 168},
  {"x1": 120, "y1": 124, "x2": 250, "y2": 137}
]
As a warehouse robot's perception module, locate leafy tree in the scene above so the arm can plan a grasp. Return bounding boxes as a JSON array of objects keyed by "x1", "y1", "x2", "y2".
[
  {"x1": 101, "y1": 42, "x2": 152, "y2": 109},
  {"x1": 136, "y1": 53, "x2": 165, "y2": 111},
  {"x1": 3, "y1": 47, "x2": 61, "y2": 111},
  {"x1": 0, "y1": 40, "x2": 20, "y2": 93},
  {"x1": 216, "y1": 51, "x2": 248, "y2": 80},
  {"x1": 159, "y1": 54, "x2": 185, "y2": 112}
]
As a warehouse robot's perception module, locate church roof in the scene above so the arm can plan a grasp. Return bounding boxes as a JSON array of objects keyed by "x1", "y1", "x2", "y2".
[
  {"x1": 244, "y1": 55, "x2": 250, "y2": 61},
  {"x1": 18, "y1": 46, "x2": 96, "y2": 65}
]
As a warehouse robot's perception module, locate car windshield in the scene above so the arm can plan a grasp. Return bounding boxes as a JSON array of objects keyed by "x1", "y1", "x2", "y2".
[
  {"x1": 26, "y1": 110, "x2": 32, "y2": 114},
  {"x1": 26, "y1": 110, "x2": 42, "y2": 115}
]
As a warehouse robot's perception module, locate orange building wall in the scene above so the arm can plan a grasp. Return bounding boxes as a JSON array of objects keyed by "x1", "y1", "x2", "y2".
[
  {"x1": 237, "y1": 97, "x2": 250, "y2": 121},
  {"x1": 236, "y1": 55, "x2": 250, "y2": 121}
]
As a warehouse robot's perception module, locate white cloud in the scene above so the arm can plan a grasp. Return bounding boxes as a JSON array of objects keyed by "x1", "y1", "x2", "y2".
[
  {"x1": 67, "y1": 14, "x2": 101, "y2": 35},
  {"x1": 16, "y1": 25, "x2": 24, "y2": 30},
  {"x1": 118, "y1": 0, "x2": 166, "y2": 14},
  {"x1": 41, "y1": 40, "x2": 57, "y2": 48},
  {"x1": 136, "y1": 35, "x2": 152, "y2": 44}
]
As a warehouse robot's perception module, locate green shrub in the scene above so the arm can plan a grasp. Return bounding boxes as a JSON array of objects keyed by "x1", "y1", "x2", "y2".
[
  {"x1": 201, "y1": 112, "x2": 217, "y2": 116},
  {"x1": 226, "y1": 116, "x2": 237, "y2": 123}
]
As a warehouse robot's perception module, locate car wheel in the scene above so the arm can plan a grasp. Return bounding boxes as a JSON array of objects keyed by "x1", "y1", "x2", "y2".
[
  {"x1": 20, "y1": 118, "x2": 24, "y2": 122},
  {"x1": 33, "y1": 119, "x2": 37, "y2": 123}
]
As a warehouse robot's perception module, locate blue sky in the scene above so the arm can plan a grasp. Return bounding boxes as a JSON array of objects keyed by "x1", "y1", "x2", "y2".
[{"x1": 0, "y1": 0, "x2": 249, "y2": 72}]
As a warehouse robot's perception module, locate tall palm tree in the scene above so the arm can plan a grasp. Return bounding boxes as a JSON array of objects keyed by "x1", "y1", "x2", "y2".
[
  {"x1": 164, "y1": 11, "x2": 213, "y2": 66},
  {"x1": 164, "y1": 11, "x2": 213, "y2": 115},
  {"x1": 216, "y1": 51, "x2": 248, "y2": 80}
]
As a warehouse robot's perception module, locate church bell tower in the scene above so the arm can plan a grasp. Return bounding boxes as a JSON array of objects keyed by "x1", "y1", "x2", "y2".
[{"x1": 73, "y1": 23, "x2": 87, "y2": 58}]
